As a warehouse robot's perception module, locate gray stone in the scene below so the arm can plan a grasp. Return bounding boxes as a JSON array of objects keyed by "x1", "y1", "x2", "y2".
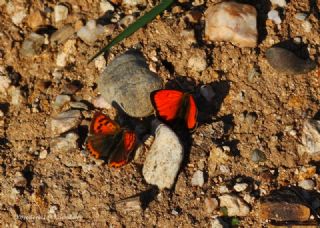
[
  {"x1": 51, "y1": 110, "x2": 81, "y2": 136},
  {"x1": 143, "y1": 121, "x2": 183, "y2": 189},
  {"x1": 191, "y1": 170, "x2": 204, "y2": 187},
  {"x1": 266, "y1": 47, "x2": 316, "y2": 74},
  {"x1": 219, "y1": 194, "x2": 250, "y2": 216},
  {"x1": 99, "y1": 51, "x2": 163, "y2": 117}
]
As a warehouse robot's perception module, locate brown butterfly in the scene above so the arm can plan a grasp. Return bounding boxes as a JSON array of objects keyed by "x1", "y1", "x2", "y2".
[{"x1": 86, "y1": 112, "x2": 136, "y2": 167}]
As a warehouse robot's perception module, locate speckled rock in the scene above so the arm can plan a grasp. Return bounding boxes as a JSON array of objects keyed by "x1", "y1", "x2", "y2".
[
  {"x1": 98, "y1": 51, "x2": 163, "y2": 117},
  {"x1": 205, "y1": 2, "x2": 257, "y2": 47},
  {"x1": 266, "y1": 47, "x2": 316, "y2": 74},
  {"x1": 143, "y1": 121, "x2": 183, "y2": 189}
]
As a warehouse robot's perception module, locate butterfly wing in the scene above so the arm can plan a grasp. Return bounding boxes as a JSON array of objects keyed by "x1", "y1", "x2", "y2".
[
  {"x1": 186, "y1": 94, "x2": 197, "y2": 130},
  {"x1": 86, "y1": 134, "x2": 118, "y2": 159},
  {"x1": 90, "y1": 112, "x2": 120, "y2": 135},
  {"x1": 108, "y1": 130, "x2": 137, "y2": 168},
  {"x1": 151, "y1": 90, "x2": 184, "y2": 122}
]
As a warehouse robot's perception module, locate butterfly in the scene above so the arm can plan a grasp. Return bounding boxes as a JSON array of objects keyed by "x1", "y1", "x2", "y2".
[
  {"x1": 150, "y1": 89, "x2": 198, "y2": 130},
  {"x1": 86, "y1": 112, "x2": 137, "y2": 167}
]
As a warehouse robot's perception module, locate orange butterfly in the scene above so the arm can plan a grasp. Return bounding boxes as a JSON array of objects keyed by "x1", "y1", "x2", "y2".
[
  {"x1": 150, "y1": 89, "x2": 198, "y2": 130},
  {"x1": 86, "y1": 112, "x2": 136, "y2": 167}
]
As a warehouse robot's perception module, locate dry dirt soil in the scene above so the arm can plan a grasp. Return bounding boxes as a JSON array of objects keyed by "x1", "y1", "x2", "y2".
[{"x1": 0, "y1": 0, "x2": 320, "y2": 227}]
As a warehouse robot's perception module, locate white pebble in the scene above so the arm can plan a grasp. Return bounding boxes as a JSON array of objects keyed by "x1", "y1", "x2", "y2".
[
  {"x1": 11, "y1": 10, "x2": 26, "y2": 25},
  {"x1": 54, "y1": 5, "x2": 69, "y2": 23},
  {"x1": 39, "y1": 150, "x2": 48, "y2": 159},
  {"x1": 270, "y1": 0, "x2": 287, "y2": 7},
  {"x1": 268, "y1": 10, "x2": 282, "y2": 24},
  {"x1": 94, "y1": 55, "x2": 107, "y2": 72},
  {"x1": 191, "y1": 170, "x2": 204, "y2": 187},
  {"x1": 56, "y1": 52, "x2": 67, "y2": 67},
  {"x1": 92, "y1": 95, "x2": 112, "y2": 109},
  {"x1": 0, "y1": 75, "x2": 11, "y2": 97},
  {"x1": 77, "y1": 20, "x2": 105, "y2": 45},
  {"x1": 100, "y1": 0, "x2": 115, "y2": 13},
  {"x1": 8, "y1": 86, "x2": 23, "y2": 106},
  {"x1": 298, "y1": 179, "x2": 315, "y2": 190},
  {"x1": 143, "y1": 121, "x2": 184, "y2": 189},
  {"x1": 233, "y1": 183, "x2": 248, "y2": 192},
  {"x1": 219, "y1": 194, "x2": 250, "y2": 216},
  {"x1": 205, "y1": 2, "x2": 257, "y2": 47}
]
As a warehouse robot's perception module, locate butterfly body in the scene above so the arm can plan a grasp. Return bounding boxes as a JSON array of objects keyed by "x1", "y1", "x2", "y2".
[
  {"x1": 86, "y1": 112, "x2": 136, "y2": 167},
  {"x1": 151, "y1": 89, "x2": 197, "y2": 130}
]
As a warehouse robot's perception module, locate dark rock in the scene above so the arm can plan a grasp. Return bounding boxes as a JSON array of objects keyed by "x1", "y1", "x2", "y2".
[{"x1": 266, "y1": 47, "x2": 316, "y2": 74}]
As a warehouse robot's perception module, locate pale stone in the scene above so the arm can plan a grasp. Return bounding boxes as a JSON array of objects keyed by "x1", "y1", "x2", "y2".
[
  {"x1": 77, "y1": 20, "x2": 105, "y2": 45},
  {"x1": 187, "y1": 54, "x2": 207, "y2": 72},
  {"x1": 205, "y1": 2, "x2": 257, "y2": 47},
  {"x1": 12, "y1": 10, "x2": 27, "y2": 25},
  {"x1": 268, "y1": 10, "x2": 281, "y2": 24},
  {"x1": 100, "y1": 0, "x2": 115, "y2": 13},
  {"x1": 270, "y1": 0, "x2": 287, "y2": 7},
  {"x1": 143, "y1": 121, "x2": 183, "y2": 189},
  {"x1": 298, "y1": 179, "x2": 315, "y2": 190},
  {"x1": 54, "y1": 5, "x2": 69, "y2": 23},
  {"x1": 51, "y1": 110, "x2": 81, "y2": 136},
  {"x1": 299, "y1": 119, "x2": 320, "y2": 155},
  {"x1": 191, "y1": 170, "x2": 204, "y2": 187},
  {"x1": 219, "y1": 194, "x2": 250, "y2": 216},
  {"x1": 233, "y1": 183, "x2": 248, "y2": 192},
  {"x1": 56, "y1": 52, "x2": 67, "y2": 67}
]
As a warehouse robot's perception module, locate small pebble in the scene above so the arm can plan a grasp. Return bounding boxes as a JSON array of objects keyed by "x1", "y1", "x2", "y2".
[
  {"x1": 94, "y1": 55, "x2": 107, "y2": 72},
  {"x1": 115, "y1": 196, "x2": 142, "y2": 213},
  {"x1": 234, "y1": 183, "x2": 248, "y2": 192},
  {"x1": 270, "y1": 0, "x2": 287, "y2": 7},
  {"x1": 77, "y1": 20, "x2": 105, "y2": 45},
  {"x1": 298, "y1": 179, "x2": 315, "y2": 190},
  {"x1": 11, "y1": 10, "x2": 27, "y2": 25},
  {"x1": 251, "y1": 149, "x2": 267, "y2": 163},
  {"x1": 8, "y1": 86, "x2": 23, "y2": 106},
  {"x1": 56, "y1": 52, "x2": 67, "y2": 67},
  {"x1": 204, "y1": 197, "x2": 219, "y2": 214},
  {"x1": 54, "y1": 5, "x2": 69, "y2": 23},
  {"x1": 51, "y1": 110, "x2": 82, "y2": 136},
  {"x1": 219, "y1": 194, "x2": 250, "y2": 216},
  {"x1": 100, "y1": 0, "x2": 115, "y2": 13},
  {"x1": 69, "y1": 102, "x2": 88, "y2": 110},
  {"x1": 50, "y1": 132, "x2": 79, "y2": 153},
  {"x1": 268, "y1": 10, "x2": 282, "y2": 24},
  {"x1": 20, "y1": 33, "x2": 45, "y2": 57},
  {"x1": 205, "y1": 2, "x2": 257, "y2": 47},
  {"x1": 143, "y1": 121, "x2": 183, "y2": 189},
  {"x1": 39, "y1": 150, "x2": 48, "y2": 159},
  {"x1": 0, "y1": 75, "x2": 11, "y2": 97},
  {"x1": 119, "y1": 15, "x2": 136, "y2": 28},
  {"x1": 53, "y1": 95, "x2": 71, "y2": 110},
  {"x1": 191, "y1": 170, "x2": 204, "y2": 187},
  {"x1": 302, "y1": 20, "x2": 312, "y2": 33},
  {"x1": 187, "y1": 54, "x2": 207, "y2": 72},
  {"x1": 14, "y1": 172, "x2": 27, "y2": 187},
  {"x1": 218, "y1": 185, "x2": 229, "y2": 194},
  {"x1": 50, "y1": 24, "x2": 75, "y2": 44},
  {"x1": 180, "y1": 29, "x2": 196, "y2": 45},
  {"x1": 299, "y1": 119, "x2": 320, "y2": 156},
  {"x1": 211, "y1": 218, "x2": 228, "y2": 228}
]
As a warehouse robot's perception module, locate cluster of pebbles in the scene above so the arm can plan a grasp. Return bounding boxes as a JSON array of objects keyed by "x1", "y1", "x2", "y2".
[{"x1": 0, "y1": 0, "x2": 319, "y2": 227}]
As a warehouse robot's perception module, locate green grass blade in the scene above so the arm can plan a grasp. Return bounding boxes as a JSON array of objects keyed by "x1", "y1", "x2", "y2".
[{"x1": 88, "y1": 0, "x2": 174, "y2": 63}]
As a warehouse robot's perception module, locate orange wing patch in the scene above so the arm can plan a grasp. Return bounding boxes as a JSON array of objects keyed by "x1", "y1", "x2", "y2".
[
  {"x1": 186, "y1": 94, "x2": 197, "y2": 130},
  {"x1": 90, "y1": 112, "x2": 120, "y2": 135},
  {"x1": 151, "y1": 90, "x2": 184, "y2": 122}
]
